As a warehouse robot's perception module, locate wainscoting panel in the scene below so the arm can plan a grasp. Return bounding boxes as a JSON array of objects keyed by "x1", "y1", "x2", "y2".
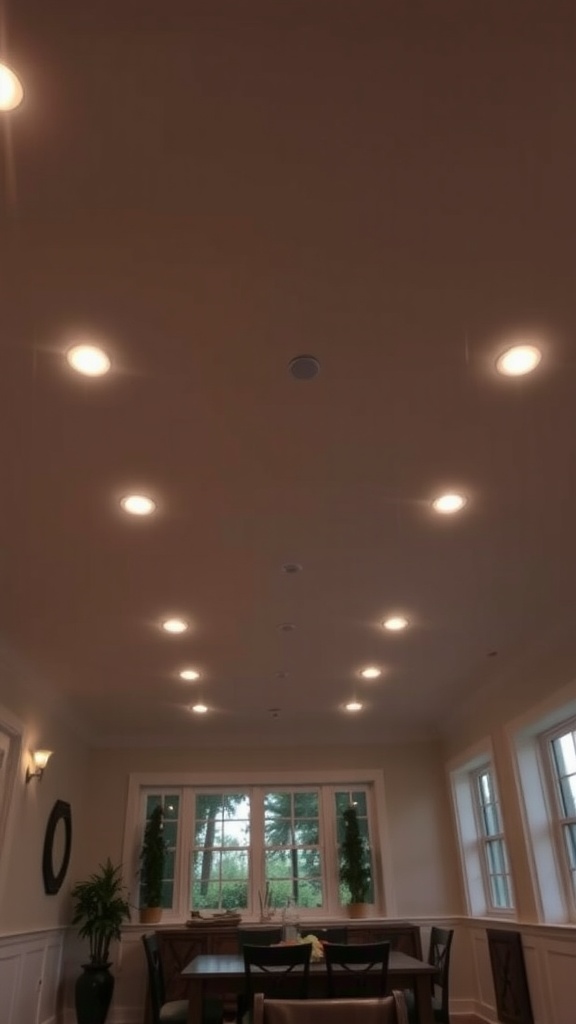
[
  {"x1": 462, "y1": 919, "x2": 576, "y2": 1024},
  {"x1": 0, "y1": 929, "x2": 65, "y2": 1024}
]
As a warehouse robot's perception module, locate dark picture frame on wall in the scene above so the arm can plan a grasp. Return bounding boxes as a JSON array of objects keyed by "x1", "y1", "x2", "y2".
[{"x1": 42, "y1": 799, "x2": 72, "y2": 895}]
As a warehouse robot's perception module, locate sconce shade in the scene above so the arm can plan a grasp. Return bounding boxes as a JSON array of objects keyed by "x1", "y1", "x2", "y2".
[{"x1": 26, "y1": 749, "x2": 53, "y2": 783}]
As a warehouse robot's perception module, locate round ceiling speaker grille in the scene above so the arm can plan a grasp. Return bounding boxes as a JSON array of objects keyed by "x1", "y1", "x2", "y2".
[{"x1": 289, "y1": 355, "x2": 320, "y2": 381}]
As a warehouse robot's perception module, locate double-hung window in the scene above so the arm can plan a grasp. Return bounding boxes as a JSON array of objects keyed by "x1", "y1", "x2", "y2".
[
  {"x1": 129, "y1": 774, "x2": 383, "y2": 921},
  {"x1": 450, "y1": 752, "x2": 514, "y2": 916},
  {"x1": 545, "y1": 722, "x2": 576, "y2": 904},
  {"x1": 473, "y1": 766, "x2": 514, "y2": 910}
]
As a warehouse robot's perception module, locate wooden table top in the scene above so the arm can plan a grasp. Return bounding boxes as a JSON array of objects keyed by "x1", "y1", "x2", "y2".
[{"x1": 182, "y1": 951, "x2": 437, "y2": 978}]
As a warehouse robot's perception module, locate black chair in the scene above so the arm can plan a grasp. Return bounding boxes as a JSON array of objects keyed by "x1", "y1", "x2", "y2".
[
  {"x1": 242, "y1": 942, "x2": 312, "y2": 1020},
  {"x1": 324, "y1": 941, "x2": 391, "y2": 999},
  {"x1": 300, "y1": 927, "x2": 348, "y2": 944},
  {"x1": 406, "y1": 926, "x2": 454, "y2": 1023},
  {"x1": 141, "y1": 933, "x2": 188, "y2": 1024},
  {"x1": 238, "y1": 927, "x2": 284, "y2": 947},
  {"x1": 428, "y1": 927, "x2": 453, "y2": 1023}
]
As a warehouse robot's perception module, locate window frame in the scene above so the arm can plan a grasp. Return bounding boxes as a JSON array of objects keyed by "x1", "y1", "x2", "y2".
[
  {"x1": 122, "y1": 770, "x2": 393, "y2": 922},
  {"x1": 470, "y1": 764, "x2": 514, "y2": 912},
  {"x1": 449, "y1": 745, "x2": 516, "y2": 919},
  {"x1": 540, "y1": 716, "x2": 576, "y2": 919}
]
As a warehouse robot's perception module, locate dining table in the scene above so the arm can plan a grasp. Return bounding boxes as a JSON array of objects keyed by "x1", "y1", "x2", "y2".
[{"x1": 181, "y1": 951, "x2": 437, "y2": 1024}]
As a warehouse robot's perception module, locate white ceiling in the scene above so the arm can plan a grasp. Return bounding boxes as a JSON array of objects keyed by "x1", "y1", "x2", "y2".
[{"x1": 1, "y1": 0, "x2": 575, "y2": 747}]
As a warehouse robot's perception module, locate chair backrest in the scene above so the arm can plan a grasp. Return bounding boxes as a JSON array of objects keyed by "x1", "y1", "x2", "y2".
[
  {"x1": 428, "y1": 927, "x2": 454, "y2": 1022},
  {"x1": 243, "y1": 942, "x2": 312, "y2": 1008},
  {"x1": 324, "y1": 941, "x2": 391, "y2": 998},
  {"x1": 300, "y1": 927, "x2": 348, "y2": 944},
  {"x1": 238, "y1": 927, "x2": 284, "y2": 947},
  {"x1": 141, "y1": 932, "x2": 165, "y2": 1024},
  {"x1": 253, "y1": 991, "x2": 409, "y2": 1024}
]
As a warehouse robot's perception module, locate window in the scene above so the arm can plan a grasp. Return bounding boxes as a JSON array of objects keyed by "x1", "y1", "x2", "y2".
[
  {"x1": 450, "y1": 749, "x2": 515, "y2": 916},
  {"x1": 126, "y1": 772, "x2": 386, "y2": 921},
  {"x1": 545, "y1": 721, "x2": 576, "y2": 904},
  {"x1": 473, "y1": 767, "x2": 514, "y2": 910}
]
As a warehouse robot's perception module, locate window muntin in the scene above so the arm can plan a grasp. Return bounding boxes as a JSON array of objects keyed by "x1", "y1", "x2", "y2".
[
  {"x1": 263, "y1": 789, "x2": 323, "y2": 908},
  {"x1": 136, "y1": 782, "x2": 378, "y2": 919},
  {"x1": 474, "y1": 767, "x2": 514, "y2": 910},
  {"x1": 548, "y1": 726, "x2": 576, "y2": 901},
  {"x1": 192, "y1": 792, "x2": 250, "y2": 910}
]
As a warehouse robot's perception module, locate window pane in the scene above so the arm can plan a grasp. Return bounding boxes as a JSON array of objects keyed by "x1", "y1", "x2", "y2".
[
  {"x1": 140, "y1": 793, "x2": 180, "y2": 910},
  {"x1": 563, "y1": 823, "x2": 576, "y2": 870},
  {"x1": 559, "y1": 776, "x2": 576, "y2": 818},
  {"x1": 191, "y1": 792, "x2": 250, "y2": 912},
  {"x1": 490, "y1": 873, "x2": 512, "y2": 909},
  {"x1": 487, "y1": 839, "x2": 507, "y2": 874},
  {"x1": 482, "y1": 802, "x2": 500, "y2": 837},
  {"x1": 335, "y1": 791, "x2": 374, "y2": 904},
  {"x1": 263, "y1": 790, "x2": 324, "y2": 909}
]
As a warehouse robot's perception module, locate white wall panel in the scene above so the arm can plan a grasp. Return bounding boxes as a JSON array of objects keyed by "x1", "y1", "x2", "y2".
[{"x1": 0, "y1": 930, "x2": 65, "y2": 1024}]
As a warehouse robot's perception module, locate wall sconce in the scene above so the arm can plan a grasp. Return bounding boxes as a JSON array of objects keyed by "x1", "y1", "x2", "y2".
[{"x1": 26, "y1": 750, "x2": 53, "y2": 784}]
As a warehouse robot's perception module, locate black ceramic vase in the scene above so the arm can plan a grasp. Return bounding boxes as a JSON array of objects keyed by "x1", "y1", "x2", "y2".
[{"x1": 75, "y1": 963, "x2": 115, "y2": 1024}]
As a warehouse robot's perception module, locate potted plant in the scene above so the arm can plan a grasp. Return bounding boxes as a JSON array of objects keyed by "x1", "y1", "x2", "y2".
[
  {"x1": 339, "y1": 804, "x2": 371, "y2": 918},
  {"x1": 139, "y1": 803, "x2": 167, "y2": 923},
  {"x1": 71, "y1": 858, "x2": 131, "y2": 1024}
]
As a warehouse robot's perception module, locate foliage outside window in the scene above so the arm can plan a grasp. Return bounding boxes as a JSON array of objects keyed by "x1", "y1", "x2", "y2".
[{"x1": 137, "y1": 781, "x2": 378, "y2": 918}]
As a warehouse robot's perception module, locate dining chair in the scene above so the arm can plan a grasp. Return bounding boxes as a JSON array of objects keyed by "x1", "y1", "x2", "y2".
[
  {"x1": 300, "y1": 927, "x2": 348, "y2": 944},
  {"x1": 405, "y1": 926, "x2": 454, "y2": 1023},
  {"x1": 252, "y1": 991, "x2": 409, "y2": 1024},
  {"x1": 141, "y1": 933, "x2": 188, "y2": 1024},
  {"x1": 242, "y1": 942, "x2": 312, "y2": 1021},
  {"x1": 324, "y1": 941, "x2": 391, "y2": 999},
  {"x1": 142, "y1": 933, "x2": 223, "y2": 1024},
  {"x1": 238, "y1": 927, "x2": 284, "y2": 947}
]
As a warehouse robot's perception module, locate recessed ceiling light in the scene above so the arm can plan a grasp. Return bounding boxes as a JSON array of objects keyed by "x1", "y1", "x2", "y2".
[
  {"x1": 289, "y1": 355, "x2": 320, "y2": 381},
  {"x1": 383, "y1": 615, "x2": 409, "y2": 632},
  {"x1": 179, "y1": 669, "x2": 200, "y2": 681},
  {"x1": 161, "y1": 618, "x2": 188, "y2": 634},
  {"x1": 432, "y1": 492, "x2": 467, "y2": 515},
  {"x1": 345, "y1": 701, "x2": 363, "y2": 712},
  {"x1": 191, "y1": 703, "x2": 208, "y2": 714},
  {"x1": 496, "y1": 344, "x2": 542, "y2": 377},
  {"x1": 0, "y1": 63, "x2": 24, "y2": 111},
  {"x1": 66, "y1": 343, "x2": 111, "y2": 377},
  {"x1": 120, "y1": 494, "x2": 157, "y2": 516},
  {"x1": 360, "y1": 667, "x2": 381, "y2": 679}
]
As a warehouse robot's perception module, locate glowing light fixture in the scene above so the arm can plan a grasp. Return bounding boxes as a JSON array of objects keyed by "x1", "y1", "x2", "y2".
[
  {"x1": 0, "y1": 62, "x2": 24, "y2": 111},
  {"x1": 496, "y1": 344, "x2": 542, "y2": 377},
  {"x1": 191, "y1": 703, "x2": 208, "y2": 714},
  {"x1": 120, "y1": 494, "x2": 156, "y2": 516},
  {"x1": 432, "y1": 492, "x2": 467, "y2": 514},
  {"x1": 161, "y1": 618, "x2": 188, "y2": 634},
  {"x1": 180, "y1": 668, "x2": 200, "y2": 681},
  {"x1": 345, "y1": 701, "x2": 363, "y2": 712},
  {"x1": 26, "y1": 749, "x2": 53, "y2": 783},
  {"x1": 383, "y1": 615, "x2": 408, "y2": 631},
  {"x1": 66, "y1": 344, "x2": 111, "y2": 377},
  {"x1": 360, "y1": 666, "x2": 381, "y2": 679}
]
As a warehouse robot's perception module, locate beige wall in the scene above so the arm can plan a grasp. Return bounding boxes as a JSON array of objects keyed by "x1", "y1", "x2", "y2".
[{"x1": 0, "y1": 658, "x2": 89, "y2": 934}]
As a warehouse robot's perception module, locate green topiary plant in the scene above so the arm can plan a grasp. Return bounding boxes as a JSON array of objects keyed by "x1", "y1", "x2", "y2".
[
  {"x1": 339, "y1": 804, "x2": 371, "y2": 905},
  {"x1": 139, "y1": 804, "x2": 167, "y2": 912}
]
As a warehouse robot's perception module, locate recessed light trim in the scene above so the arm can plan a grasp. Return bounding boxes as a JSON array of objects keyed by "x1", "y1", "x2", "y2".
[
  {"x1": 66, "y1": 343, "x2": 111, "y2": 377},
  {"x1": 191, "y1": 703, "x2": 208, "y2": 714},
  {"x1": 179, "y1": 669, "x2": 200, "y2": 681},
  {"x1": 120, "y1": 494, "x2": 157, "y2": 516},
  {"x1": 383, "y1": 615, "x2": 409, "y2": 632},
  {"x1": 289, "y1": 355, "x2": 320, "y2": 381},
  {"x1": 360, "y1": 666, "x2": 381, "y2": 679},
  {"x1": 432, "y1": 492, "x2": 467, "y2": 515},
  {"x1": 345, "y1": 701, "x2": 363, "y2": 712},
  {"x1": 161, "y1": 618, "x2": 189, "y2": 634},
  {"x1": 496, "y1": 344, "x2": 542, "y2": 377},
  {"x1": 0, "y1": 62, "x2": 24, "y2": 111}
]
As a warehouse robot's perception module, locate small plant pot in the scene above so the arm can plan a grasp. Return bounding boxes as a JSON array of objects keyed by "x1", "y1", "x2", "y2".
[
  {"x1": 347, "y1": 902, "x2": 367, "y2": 919},
  {"x1": 139, "y1": 906, "x2": 162, "y2": 925}
]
